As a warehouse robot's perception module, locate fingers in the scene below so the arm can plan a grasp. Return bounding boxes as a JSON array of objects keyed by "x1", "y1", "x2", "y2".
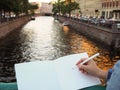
[
  {"x1": 79, "y1": 65, "x2": 88, "y2": 74},
  {"x1": 76, "y1": 58, "x2": 88, "y2": 73},
  {"x1": 76, "y1": 58, "x2": 87, "y2": 65},
  {"x1": 76, "y1": 58, "x2": 95, "y2": 75}
]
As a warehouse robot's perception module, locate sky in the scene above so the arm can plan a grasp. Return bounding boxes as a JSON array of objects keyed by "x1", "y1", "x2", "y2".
[{"x1": 29, "y1": 0, "x2": 53, "y2": 3}]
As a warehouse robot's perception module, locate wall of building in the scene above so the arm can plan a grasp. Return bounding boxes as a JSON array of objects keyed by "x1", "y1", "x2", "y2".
[
  {"x1": 76, "y1": 0, "x2": 102, "y2": 17},
  {"x1": 101, "y1": 0, "x2": 120, "y2": 19},
  {"x1": 0, "y1": 16, "x2": 30, "y2": 40},
  {"x1": 75, "y1": 0, "x2": 120, "y2": 19},
  {"x1": 40, "y1": 2, "x2": 52, "y2": 15}
]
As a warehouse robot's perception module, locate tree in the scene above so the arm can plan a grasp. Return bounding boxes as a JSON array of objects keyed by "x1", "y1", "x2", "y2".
[
  {"x1": 51, "y1": 0, "x2": 80, "y2": 17},
  {"x1": 0, "y1": 0, "x2": 37, "y2": 22},
  {"x1": 12, "y1": 0, "x2": 29, "y2": 16},
  {"x1": 52, "y1": 0, "x2": 63, "y2": 15},
  {"x1": 65, "y1": 1, "x2": 80, "y2": 17},
  {"x1": 12, "y1": 0, "x2": 22, "y2": 16},
  {"x1": 0, "y1": 0, "x2": 29, "y2": 19},
  {"x1": 0, "y1": 0, "x2": 14, "y2": 21},
  {"x1": 60, "y1": 1, "x2": 67, "y2": 15},
  {"x1": 0, "y1": 0, "x2": 4, "y2": 21},
  {"x1": 28, "y1": 4, "x2": 39, "y2": 16},
  {"x1": 22, "y1": 0, "x2": 29, "y2": 14}
]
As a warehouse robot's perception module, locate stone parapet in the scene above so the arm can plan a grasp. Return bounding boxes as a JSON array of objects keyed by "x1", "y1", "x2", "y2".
[
  {"x1": 0, "y1": 16, "x2": 30, "y2": 40},
  {"x1": 58, "y1": 16, "x2": 120, "y2": 50}
]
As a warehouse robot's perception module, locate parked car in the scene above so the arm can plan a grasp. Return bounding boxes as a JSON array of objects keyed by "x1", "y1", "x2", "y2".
[
  {"x1": 79, "y1": 16, "x2": 89, "y2": 23},
  {"x1": 99, "y1": 19, "x2": 106, "y2": 26},
  {"x1": 89, "y1": 18, "x2": 100, "y2": 25},
  {"x1": 108, "y1": 18, "x2": 120, "y2": 24}
]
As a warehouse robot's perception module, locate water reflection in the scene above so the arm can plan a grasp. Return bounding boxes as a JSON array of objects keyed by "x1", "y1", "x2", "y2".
[
  {"x1": 0, "y1": 16, "x2": 117, "y2": 82},
  {"x1": 20, "y1": 17, "x2": 71, "y2": 61}
]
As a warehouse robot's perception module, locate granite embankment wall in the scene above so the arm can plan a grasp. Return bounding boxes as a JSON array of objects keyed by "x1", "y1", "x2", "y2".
[
  {"x1": 0, "y1": 16, "x2": 30, "y2": 40},
  {"x1": 58, "y1": 16, "x2": 120, "y2": 49}
]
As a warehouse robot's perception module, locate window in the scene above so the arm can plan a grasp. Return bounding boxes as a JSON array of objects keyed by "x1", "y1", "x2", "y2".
[
  {"x1": 116, "y1": 1, "x2": 118, "y2": 7},
  {"x1": 110, "y1": 2, "x2": 112, "y2": 7},
  {"x1": 113, "y1": 1, "x2": 115, "y2": 7}
]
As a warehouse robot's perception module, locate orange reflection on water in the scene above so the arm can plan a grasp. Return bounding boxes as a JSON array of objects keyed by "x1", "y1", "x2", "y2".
[
  {"x1": 63, "y1": 26, "x2": 70, "y2": 34},
  {"x1": 68, "y1": 31, "x2": 117, "y2": 70}
]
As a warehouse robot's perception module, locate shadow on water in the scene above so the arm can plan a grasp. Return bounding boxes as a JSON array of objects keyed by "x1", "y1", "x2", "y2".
[{"x1": 0, "y1": 16, "x2": 118, "y2": 82}]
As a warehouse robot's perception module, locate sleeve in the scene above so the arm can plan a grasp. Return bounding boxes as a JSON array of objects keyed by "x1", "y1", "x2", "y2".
[
  {"x1": 106, "y1": 60, "x2": 120, "y2": 90},
  {"x1": 106, "y1": 69, "x2": 113, "y2": 82}
]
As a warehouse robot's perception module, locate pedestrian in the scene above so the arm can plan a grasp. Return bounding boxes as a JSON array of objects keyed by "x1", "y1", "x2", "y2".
[{"x1": 76, "y1": 58, "x2": 120, "y2": 90}]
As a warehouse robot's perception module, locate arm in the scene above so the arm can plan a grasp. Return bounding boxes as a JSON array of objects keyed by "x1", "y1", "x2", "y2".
[
  {"x1": 97, "y1": 69, "x2": 108, "y2": 81},
  {"x1": 106, "y1": 60, "x2": 120, "y2": 90}
]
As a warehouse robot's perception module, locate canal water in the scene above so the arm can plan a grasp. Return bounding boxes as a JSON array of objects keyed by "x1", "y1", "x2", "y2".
[{"x1": 0, "y1": 16, "x2": 115, "y2": 82}]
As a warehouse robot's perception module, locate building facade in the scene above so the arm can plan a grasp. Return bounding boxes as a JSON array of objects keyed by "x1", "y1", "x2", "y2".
[
  {"x1": 40, "y1": 2, "x2": 53, "y2": 16},
  {"x1": 74, "y1": 0, "x2": 120, "y2": 20},
  {"x1": 76, "y1": 0, "x2": 101, "y2": 18},
  {"x1": 101, "y1": 0, "x2": 120, "y2": 19}
]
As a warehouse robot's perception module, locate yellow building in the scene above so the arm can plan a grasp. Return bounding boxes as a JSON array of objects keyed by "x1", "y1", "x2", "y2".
[
  {"x1": 74, "y1": 0, "x2": 120, "y2": 20},
  {"x1": 40, "y1": 2, "x2": 53, "y2": 15},
  {"x1": 75, "y1": 0, "x2": 101, "y2": 18}
]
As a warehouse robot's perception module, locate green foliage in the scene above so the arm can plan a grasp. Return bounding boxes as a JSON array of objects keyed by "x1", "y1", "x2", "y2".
[
  {"x1": 28, "y1": 4, "x2": 39, "y2": 16},
  {"x1": 29, "y1": 4, "x2": 38, "y2": 10},
  {"x1": 0, "y1": 0, "x2": 38, "y2": 17},
  {"x1": 51, "y1": 0, "x2": 80, "y2": 16}
]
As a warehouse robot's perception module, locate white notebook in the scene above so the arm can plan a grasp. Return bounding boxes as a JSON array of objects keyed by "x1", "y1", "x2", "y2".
[{"x1": 15, "y1": 52, "x2": 101, "y2": 90}]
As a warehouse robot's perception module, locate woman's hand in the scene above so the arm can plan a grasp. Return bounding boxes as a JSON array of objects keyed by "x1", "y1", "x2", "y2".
[{"x1": 76, "y1": 58, "x2": 108, "y2": 80}]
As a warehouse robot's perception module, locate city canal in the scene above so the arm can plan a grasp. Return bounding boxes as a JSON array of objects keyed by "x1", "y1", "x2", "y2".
[{"x1": 0, "y1": 16, "x2": 117, "y2": 82}]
